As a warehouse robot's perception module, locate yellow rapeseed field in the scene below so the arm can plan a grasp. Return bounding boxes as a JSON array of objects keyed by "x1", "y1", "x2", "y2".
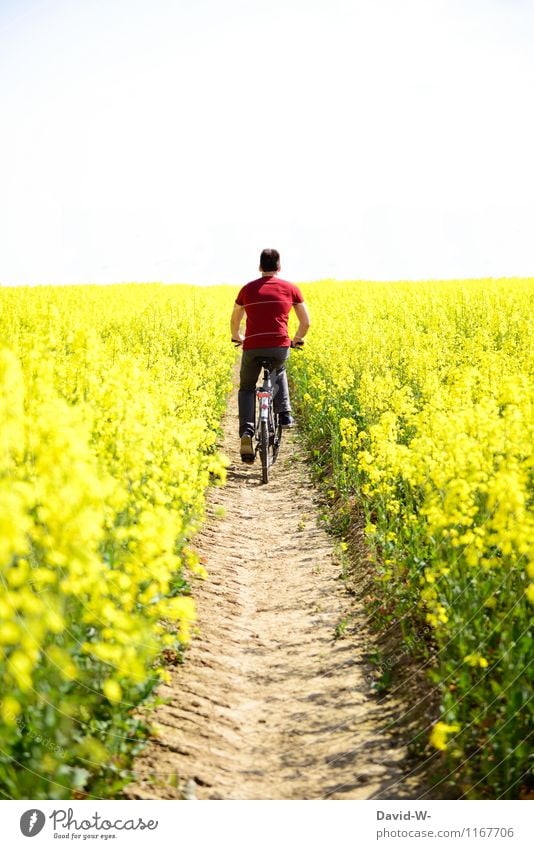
[
  {"x1": 290, "y1": 278, "x2": 533, "y2": 798},
  {"x1": 0, "y1": 283, "x2": 234, "y2": 797},
  {"x1": 1, "y1": 278, "x2": 532, "y2": 799}
]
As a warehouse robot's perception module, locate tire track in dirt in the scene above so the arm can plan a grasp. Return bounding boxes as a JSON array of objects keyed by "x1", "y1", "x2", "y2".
[{"x1": 124, "y1": 383, "x2": 421, "y2": 800}]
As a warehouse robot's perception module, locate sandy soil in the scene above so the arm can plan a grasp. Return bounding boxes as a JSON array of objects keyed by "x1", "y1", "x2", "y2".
[{"x1": 124, "y1": 385, "x2": 422, "y2": 800}]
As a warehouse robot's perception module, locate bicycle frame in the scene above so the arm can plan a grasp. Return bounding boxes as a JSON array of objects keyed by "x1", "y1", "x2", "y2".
[{"x1": 255, "y1": 362, "x2": 282, "y2": 482}]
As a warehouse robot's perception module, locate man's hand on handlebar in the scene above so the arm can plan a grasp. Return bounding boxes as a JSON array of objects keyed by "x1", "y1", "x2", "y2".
[{"x1": 232, "y1": 336, "x2": 304, "y2": 349}]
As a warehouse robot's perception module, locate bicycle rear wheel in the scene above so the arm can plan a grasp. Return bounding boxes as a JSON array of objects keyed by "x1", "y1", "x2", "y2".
[{"x1": 260, "y1": 419, "x2": 269, "y2": 484}]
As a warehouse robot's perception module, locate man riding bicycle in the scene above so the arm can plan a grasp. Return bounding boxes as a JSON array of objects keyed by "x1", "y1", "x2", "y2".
[{"x1": 230, "y1": 248, "x2": 311, "y2": 463}]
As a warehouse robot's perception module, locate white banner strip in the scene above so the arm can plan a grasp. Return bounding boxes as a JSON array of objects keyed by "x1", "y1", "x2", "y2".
[{"x1": 2, "y1": 799, "x2": 532, "y2": 848}]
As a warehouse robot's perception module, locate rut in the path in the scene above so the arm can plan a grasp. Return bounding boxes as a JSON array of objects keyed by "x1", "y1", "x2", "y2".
[{"x1": 124, "y1": 386, "x2": 422, "y2": 800}]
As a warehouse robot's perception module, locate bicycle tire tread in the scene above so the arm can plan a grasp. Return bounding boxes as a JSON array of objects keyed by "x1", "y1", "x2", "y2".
[{"x1": 260, "y1": 419, "x2": 269, "y2": 484}]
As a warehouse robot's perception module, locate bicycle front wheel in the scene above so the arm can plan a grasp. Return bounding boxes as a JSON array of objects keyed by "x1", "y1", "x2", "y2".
[{"x1": 260, "y1": 419, "x2": 269, "y2": 484}]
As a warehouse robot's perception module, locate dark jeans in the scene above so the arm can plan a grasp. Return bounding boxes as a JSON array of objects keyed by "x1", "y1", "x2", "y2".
[{"x1": 238, "y1": 346, "x2": 291, "y2": 437}]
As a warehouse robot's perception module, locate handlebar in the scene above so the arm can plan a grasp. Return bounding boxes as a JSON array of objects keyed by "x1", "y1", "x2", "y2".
[{"x1": 231, "y1": 339, "x2": 304, "y2": 349}]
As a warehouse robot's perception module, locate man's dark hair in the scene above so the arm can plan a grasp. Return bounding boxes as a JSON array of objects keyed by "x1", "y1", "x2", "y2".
[{"x1": 260, "y1": 248, "x2": 280, "y2": 272}]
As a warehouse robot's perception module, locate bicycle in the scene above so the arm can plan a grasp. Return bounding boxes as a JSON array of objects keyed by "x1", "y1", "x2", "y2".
[{"x1": 233, "y1": 340, "x2": 303, "y2": 484}]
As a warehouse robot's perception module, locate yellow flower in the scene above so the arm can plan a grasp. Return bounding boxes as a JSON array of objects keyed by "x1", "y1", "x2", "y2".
[
  {"x1": 1, "y1": 695, "x2": 22, "y2": 725},
  {"x1": 464, "y1": 653, "x2": 489, "y2": 668},
  {"x1": 102, "y1": 679, "x2": 122, "y2": 703},
  {"x1": 429, "y1": 722, "x2": 461, "y2": 751},
  {"x1": 0, "y1": 622, "x2": 21, "y2": 646},
  {"x1": 7, "y1": 651, "x2": 33, "y2": 691}
]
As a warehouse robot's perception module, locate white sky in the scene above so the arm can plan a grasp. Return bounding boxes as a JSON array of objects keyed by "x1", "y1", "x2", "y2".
[{"x1": 1, "y1": 0, "x2": 533, "y2": 286}]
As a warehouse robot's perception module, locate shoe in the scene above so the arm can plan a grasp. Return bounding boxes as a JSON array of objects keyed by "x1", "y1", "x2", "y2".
[
  {"x1": 278, "y1": 412, "x2": 295, "y2": 428},
  {"x1": 240, "y1": 434, "x2": 255, "y2": 463}
]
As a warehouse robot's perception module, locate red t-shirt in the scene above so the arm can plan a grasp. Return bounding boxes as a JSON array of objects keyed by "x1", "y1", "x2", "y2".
[{"x1": 235, "y1": 276, "x2": 304, "y2": 350}]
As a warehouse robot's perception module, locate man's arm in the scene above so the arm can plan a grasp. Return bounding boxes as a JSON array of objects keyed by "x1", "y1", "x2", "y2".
[
  {"x1": 292, "y1": 301, "x2": 311, "y2": 345},
  {"x1": 230, "y1": 303, "x2": 246, "y2": 342}
]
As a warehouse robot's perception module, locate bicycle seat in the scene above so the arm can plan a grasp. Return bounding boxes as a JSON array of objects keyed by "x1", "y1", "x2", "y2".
[{"x1": 259, "y1": 358, "x2": 277, "y2": 369}]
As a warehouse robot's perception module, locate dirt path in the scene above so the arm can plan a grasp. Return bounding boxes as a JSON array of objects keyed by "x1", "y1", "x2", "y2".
[{"x1": 125, "y1": 385, "x2": 421, "y2": 800}]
